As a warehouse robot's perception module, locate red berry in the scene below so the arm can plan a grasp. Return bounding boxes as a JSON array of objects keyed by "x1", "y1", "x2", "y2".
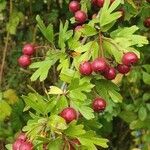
[
  {"x1": 75, "y1": 25, "x2": 82, "y2": 32},
  {"x1": 103, "y1": 67, "x2": 116, "y2": 80},
  {"x1": 79, "y1": 61, "x2": 92, "y2": 76},
  {"x1": 60, "y1": 107, "x2": 77, "y2": 123},
  {"x1": 12, "y1": 139, "x2": 24, "y2": 150},
  {"x1": 17, "y1": 133, "x2": 27, "y2": 141},
  {"x1": 92, "y1": 98, "x2": 106, "y2": 112},
  {"x1": 122, "y1": 52, "x2": 138, "y2": 66},
  {"x1": 91, "y1": 58, "x2": 107, "y2": 73},
  {"x1": 69, "y1": 1, "x2": 80, "y2": 13},
  {"x1": 19, "y1": 142, "x2": 33, "y2": 150},
  {"x1": 22, "y1": 44, "x2": 35, "y2": 56},
  {"x1": 117, "y1": 64, "x2": 130, "y2": 74},
  {"x1": 97, "y1": 0, "x2": 104, "y2": 7},
  {"x1": 144, "y1": 17, "x2": 150, "y2": 28},
  {"x1": 75, "y1": 10, "x2": 87, "y2": 24},
  {"x1": 18, "y1": 55, "x2": 31, "y2": 68},
  {"x1": 91, "y1": 0, "x2": 98, "y2": 5}
]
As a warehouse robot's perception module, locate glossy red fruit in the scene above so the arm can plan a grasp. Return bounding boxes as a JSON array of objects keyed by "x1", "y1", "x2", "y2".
[
  {"x1": 103, "y1": 67, "x2": 116, "y2": 80},
  {"x1": 60, "y1": 107, "x2": 77, "y2": 123},
  {"x1": 19, "y1": 142, "x2": 33, "y2": 150},
  {"x1": 69, "y1": 1, "x2": 80, "y2": 13},
  {"x1": 117, "y1": 64, "x2": 130, "y2": 74},
  {"x1": 92, "y1": 98, "x2": 106, "y2": 112},
  {"x1": 79, "y1": 61, "x2": 92, "y2": 76},
  {"x1": 144, "y1": 17, "x2": 150, "y2": 28},
  {"x1": 122, "y1": 52, "x2": 138, "y2": 66},
  {"x1": 75, "y1": 10, "x2": 87, "y2": 24},
  {"x1": 75, "y1": 25, "x2": 82, "y2": 32},
  {"x1": 97, "y1": 0, "x2": 104, "y2": 7},
  {"x1": 12, "y1": 139, "x2": 24, "y2": 150},
  {"x1": 22, "y1": 44, "x2": 35, "y2": 56},
  {"x1": 17, "y1": 133, "x2": 27, "y2": 141},
  {"x1": 91, "y1": 58, "x2": 107, "y2": 73},
  {"x1": 18, "y1": 55, "x2": 31, "y2": 68}
]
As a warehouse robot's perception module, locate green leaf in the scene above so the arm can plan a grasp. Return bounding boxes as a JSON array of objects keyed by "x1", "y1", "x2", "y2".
[
  {"x1": 48, "y1": 138, "x2": 63, "y2": 150},
  {"x1": 108, "y1": 90, "x2": 123, "y2": 103},
  {"x1": 110, "y1": 26, "x2": 148, "y2": 48},
  {"x1": 64, "y1": 121, "x2": 86, "y2": 137},
  {"x1": 48, "y1": 86, "x2": 63, "y2": 95},
  {"x1": 22, "y1": 93, "x2": 47, "y2": 115},
  {"x1": 52, "y1": 96, "x2": 68, "y2": 114},
  {"x1": 49, "y1": 115, "x2": 67, "y2": 132},
  {"x1": 100, "y1": 0, "x2": 122, "y2": 29},
  {"x1": 36, "y1": 15, "x2": 54, "y2": 43},
  {"x1": 138, "y1": 106, "x2": 147, "y2": 121},
  {"x1": 143, "y1": 93, "x2": 150, "y2": 102},
  {"x1": 30, "y1": 52, "x2": 62, "y2": 81},
  {"x1": 0, "y1": 101, "x2": 12, "y2": 122},
  {"x1": 0, "y1": 0, "x2": 6, "y2": 12},
  {"x1": 142, "y1": 71, "x2": 150, "y2": 85},
  {"x1": 78, "y1": 131, "x2": 108, "y2": 149},
  {"x1": 142, "y1": 64, "x2": 150, "y2": 73},
  {"x1": 81, "y1": 25, "x2": 98, "y2": 36}
]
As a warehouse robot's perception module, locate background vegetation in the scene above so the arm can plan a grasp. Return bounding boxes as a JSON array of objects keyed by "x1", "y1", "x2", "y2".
[{"x1": 0, "y1": 0, "x2": 150, "y2": 150}]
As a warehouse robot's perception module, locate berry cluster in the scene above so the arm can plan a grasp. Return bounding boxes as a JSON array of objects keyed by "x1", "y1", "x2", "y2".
[
  {"x1": 79, "y1": 52, "x2": 138, "y2": 80},
  {"x1": 18, "y1": 44, "x2": 35, "y2": 68},
  {"x1": 12, "y1": 133, "x2": 33, "y2": 150},
  {"x1": 60, "y1": 97, "x2": 107, "y2": 123}
]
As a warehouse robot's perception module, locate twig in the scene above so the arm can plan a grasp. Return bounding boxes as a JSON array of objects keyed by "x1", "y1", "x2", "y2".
[{"x1": 99, "y1": 32, "x2": 104, "y2": 57}]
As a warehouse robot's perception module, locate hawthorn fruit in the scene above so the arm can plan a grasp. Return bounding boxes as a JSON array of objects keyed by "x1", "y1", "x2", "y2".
[
  {"x1": 122, "y1": 52, "x2": 138, "y2": 66},
  {"x1": 22, "y1": 44, "x2": 35, "y2": 56},
  {"x1": 60, "y1": 107, "x2": 77, "y2": 123},
  {"x1": 117, "y1": 64, "x2": 130, "y2": 74},
  {"x1": 79, "y1": 61, "x2": 92, "y2": 76},
  {"x1": 91, "y1": 58, "x2": 107, "y2": 73},
  {"x1": 103, "y1": 67, "x2": 116, "y2": 80},
  {"x1": 18, "y1": 55, "x2": 31, "y2": 68},
  {"x1": 92, "y1": 98, "x2": 106, "y2": 112},
  {"x1": 75, "y1": 10, "x2": 87, "y2": 24},
  {"x1": 144, "y1": 17, "x2": 150, "y2": 28},
  {"x1": 69, "y1": 1, "x2": 80, "y2": 13},
  {"x1": 19, "y1": 142, "x2": 33, "y2": 150}
]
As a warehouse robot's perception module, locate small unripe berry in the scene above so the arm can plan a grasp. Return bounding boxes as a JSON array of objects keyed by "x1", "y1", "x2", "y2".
[
  {"x1": 19, "y1": 142, "x2": 33, "y2": 150},
  {"x1": 117, "y1": 64, "x2": 130, "y2": 74},
  {"x1": 122, "y1": 52, "x2": 138, "y2": 66},
  {"x1": 75, "y1": 25, "x2": 82, "y2": 32},
  {"x1": 103, "y1": 67, "x2": 116, "y2": 80},
  {"x1": 91, "y1": 58, "x2": 107, "y2": 73},
  {"x1": 22, "y1": 44, "x2": 35, "y2": 56},
  {"x1": 75, "y1": 10, "x2": 87, "y2": 24},
  {"x1": 92, "y1": 98, "x2": 106, "y2": 112},
  {"x1": 69, "y1": 1, "x2": 80, "y2": 13},
  {"x1": 60, "y1": 107, "x2": 77, "y2": 123},
  {"x1": 79, "y1": 61, "x2": 92, "y2": 76},
  {"x1": 18, "y1": 55, "x2": 31, "y2": 68},
  {"x1": 144, "y1": 17, "x2": 150, "y2": 28}
]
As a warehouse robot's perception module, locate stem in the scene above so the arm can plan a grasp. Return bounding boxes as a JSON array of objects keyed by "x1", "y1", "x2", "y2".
[{"x1": 99, "y1": 32, "x2": 104, "y2": 57}]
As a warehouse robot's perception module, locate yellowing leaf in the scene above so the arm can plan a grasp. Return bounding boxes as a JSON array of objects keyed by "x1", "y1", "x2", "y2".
[
  {"x1": 3, "y1": 89, "x2": 19, "y2": 105},
  {"x1": 48, "y1": 86, "x2": 63, "y2": 95}
]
